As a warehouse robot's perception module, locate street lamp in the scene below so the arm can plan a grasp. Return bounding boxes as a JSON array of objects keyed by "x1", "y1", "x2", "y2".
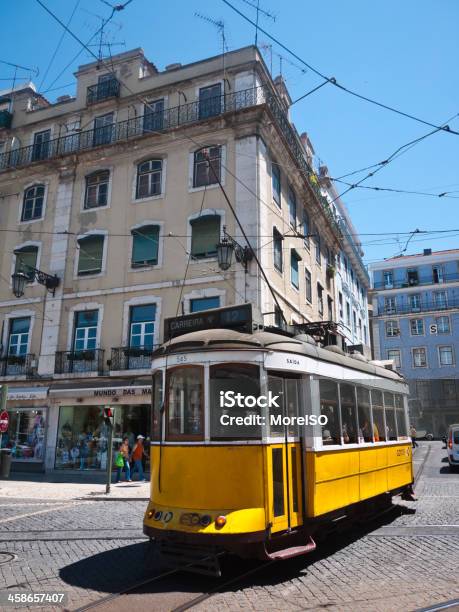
[
  {"x1": 11, "y1": 266, "x2": 60, "y2": 298},
  {"x1": 216, "y1": 226, "x2": 253, "y2": 272}
]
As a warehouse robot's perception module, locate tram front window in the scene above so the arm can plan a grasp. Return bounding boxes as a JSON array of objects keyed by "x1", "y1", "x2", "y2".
[
  {"x1": 166, "y1": 366, "x2": 203, "y2": 439},
  {"x1": 371, "y1": 390, "x2": 386, "y2": 442},
  {"x1": 340, "y1": 384, "x2": 358, "y2": 444},
  {"x1": 151, "y1": 370, "x2": 163, "y2": 440},
  {"x1": 210, "y1": 364, "x2": 261, "y2": 439},
  {"x1": 319, "y1": 379, "x2": 340, "y2": 445},
  {"x1": 384, "y1": 392, "x2": 398, "y2": 440}
]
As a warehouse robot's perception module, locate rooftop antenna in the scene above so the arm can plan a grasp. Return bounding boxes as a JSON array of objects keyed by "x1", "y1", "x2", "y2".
[
  {"x1": 259, "y1": 42, "x2": 273, "y2": 74},
  {"x1": 195, "y1": 13, "x2": 229, "y2": 92},
  {"x1": 80, "y1": 7, "x2": 124, "y2": 63},
  {"x1": 0, "y1": 60, "x2": 39, "y2": 111},
  {"x1": 238, "y1": 0, "x2": 275, "y2": 46}
]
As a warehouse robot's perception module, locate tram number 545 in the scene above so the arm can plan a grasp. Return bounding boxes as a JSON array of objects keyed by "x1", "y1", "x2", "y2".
[{"x1": 175, "y1": 355, "x2": 188, "y2": 363}]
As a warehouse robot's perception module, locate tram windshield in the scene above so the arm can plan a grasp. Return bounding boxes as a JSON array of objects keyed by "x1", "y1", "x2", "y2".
[
  {"x1": 210, "y1": 364, "x2": 261, "y2": 439},
  {"x1": 166, "y1": 366, "x2": 204, "y2": 440}
]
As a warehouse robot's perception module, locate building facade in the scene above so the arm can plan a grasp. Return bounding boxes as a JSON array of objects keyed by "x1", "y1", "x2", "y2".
[
  {"x1": 369, "y1": 248, "x2": 459, "y2": 436},
  {"x1": 0, "y1": 46, "x2": 344, "y2": 472}
]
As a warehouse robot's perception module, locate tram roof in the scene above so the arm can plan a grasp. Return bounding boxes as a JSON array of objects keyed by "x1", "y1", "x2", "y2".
[{"x1": 155, "y1": 329, "x2": 404, "y2": 383}]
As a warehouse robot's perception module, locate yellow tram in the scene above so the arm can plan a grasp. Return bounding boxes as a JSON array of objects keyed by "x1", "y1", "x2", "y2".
[{"x1": 143, "y1": 326, "x2": 413, "y2": 561}]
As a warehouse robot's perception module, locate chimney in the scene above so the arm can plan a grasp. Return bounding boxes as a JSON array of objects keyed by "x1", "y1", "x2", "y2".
[
  {"x1": 56, "y1": 95, "x2": 72, "y2": 103},
  {"x1": 423, "y1": 248, "x2": 432, "y2": 256},
  {"x1": 165, "y1": 63, "x2": 182, "y2": 71}
]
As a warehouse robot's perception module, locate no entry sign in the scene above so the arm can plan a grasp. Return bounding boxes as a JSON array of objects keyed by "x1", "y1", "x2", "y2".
[{"x1": 0, "y1": 411, "x2": 9, "y2": 433}]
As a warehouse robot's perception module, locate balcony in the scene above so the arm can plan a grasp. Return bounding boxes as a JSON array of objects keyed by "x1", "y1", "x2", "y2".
[
  {"x1": 0, "y1": 84, "x2": 339, "y2": 236},
  {"x1": 0, "y1": 353, "x2": 35, "y2": 377},
  {"x1": 0, "y1": 109, "x2": 12, "y2": 129},
  {"x1": 55, "y1": 349, "x2": 104, "y2": 375},
  {"x1": 110, "y1": 346, "x2": 156, "y2": 371},
  {"x1": 87, "y1": 78, "x2": 120, "y2": 104},
  {"x1": 375, "y1": 297, "x2": 459, "y2": 316},
  {"x1": 373, "y1": 272, "x2": 459, "y2": 290}
]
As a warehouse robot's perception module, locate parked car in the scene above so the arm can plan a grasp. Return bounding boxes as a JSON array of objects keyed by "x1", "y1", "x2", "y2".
[
  {"x1": 446, "y1": 424, "x2": 459, "y2": 471},
  {"x1": 415, "y1": 429, "x2": 434, "y2": 441}
]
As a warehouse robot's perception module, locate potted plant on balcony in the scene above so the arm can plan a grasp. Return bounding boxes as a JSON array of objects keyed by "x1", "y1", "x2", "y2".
[{"x1": 326, "y1": 263, "x2": 336, "y2": 278}]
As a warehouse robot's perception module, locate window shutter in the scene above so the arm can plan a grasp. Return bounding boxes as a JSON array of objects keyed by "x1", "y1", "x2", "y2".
[
  {"x1": 191, "y1": 216, "x2": 220, "y2": 257},
  {"x1": 14, "y1": 246, "x2": 38, "y2": 278},
  {"x1": 132, "y1": 226, "x2": 159, "y2": 265},
  {"x1": 77, "y1": 235, "x2": 104, "y2": 274}
]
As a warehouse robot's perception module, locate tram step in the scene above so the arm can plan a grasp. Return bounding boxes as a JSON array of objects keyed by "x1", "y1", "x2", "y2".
[
  {"x1": 158, "y1": 542, "x2": 222, "y2": 577},
  {"x1": 264, "y1": 536, "x2": 316, "y2": 560}
]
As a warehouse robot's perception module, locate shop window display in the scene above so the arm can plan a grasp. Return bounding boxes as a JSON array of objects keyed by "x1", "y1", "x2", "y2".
[
  {"x1": 1, "y1": 409, "x2": 46, "y2": 462},
  {"x1": 55, "y1": 404, "x2": 150, "y2": 470}
]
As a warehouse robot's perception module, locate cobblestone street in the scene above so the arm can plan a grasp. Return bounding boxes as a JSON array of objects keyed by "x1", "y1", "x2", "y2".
[{"x1": 0, "y1": 442, "x2": 458, "y2": 611}]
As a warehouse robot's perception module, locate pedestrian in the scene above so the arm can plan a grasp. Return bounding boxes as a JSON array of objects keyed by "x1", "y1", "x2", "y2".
[
  {"x1": 131, "y1": 435, "x2": 147, "y2": 481},
  {"x1": 115, "y1": 436, "x2": 132, "y2": 483},
  {"x1": 410, "y1": 425, "x2": 418, "y2": 449}
]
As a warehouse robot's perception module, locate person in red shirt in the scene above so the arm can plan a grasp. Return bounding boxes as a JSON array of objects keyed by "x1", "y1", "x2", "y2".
[{"x1": 130, "y1": 435, "x2": 147, "y2": 481}]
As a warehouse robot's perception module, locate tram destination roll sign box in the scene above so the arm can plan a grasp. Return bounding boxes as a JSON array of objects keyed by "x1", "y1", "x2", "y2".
[{"x1": 164, "y1": 304, "x2": 253, "y2": 340}]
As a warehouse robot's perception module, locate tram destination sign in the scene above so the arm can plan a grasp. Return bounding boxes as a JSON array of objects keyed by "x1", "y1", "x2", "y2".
[{"x1": 164, "y1": 304, "x2": 253, "y2": 341}]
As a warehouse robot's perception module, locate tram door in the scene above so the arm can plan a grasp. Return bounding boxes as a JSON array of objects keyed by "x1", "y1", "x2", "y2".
[{"x1": 267, "y1": 373, "x2": 303, "y2": 533}]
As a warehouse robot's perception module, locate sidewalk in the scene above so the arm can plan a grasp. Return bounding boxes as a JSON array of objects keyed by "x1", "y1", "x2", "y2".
[{"x1": 0, "y1": 471, "x2": 151, "y2": 501}]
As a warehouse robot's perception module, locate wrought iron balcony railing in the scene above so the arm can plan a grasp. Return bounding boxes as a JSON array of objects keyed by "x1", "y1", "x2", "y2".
[
  {"x1": 375, "y1": 298, "x2": 459, "y2": 316},
  {"x1": 0, "y1": 353, "x2": 35, "y2": 377},
  {"x1": 110, "y1": 346, "x2": 157, "y2": 371},
  {"x1": 55, "y1": 349, "x2": 105, "y2": 375},
  {"x1": 373, "y1": 272, "x2": 459, "y2": 290},
  {"x1": 87, "y1": 78, "x2": 120, "y2": 104}
]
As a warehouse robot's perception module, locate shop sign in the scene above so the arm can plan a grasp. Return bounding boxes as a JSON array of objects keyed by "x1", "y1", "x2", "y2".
[
  {"x1": 7, "y1": 387, "x2": 49, "y2": 401},
  {"x1": 164, "y1": 303, "x2": 253, "y2": 341},
  {"x1": 0, "y1": 411, "x2": 9, "y2": 433},
  {"x1": 50, "y1": 385, "x2": 152, "y2": 399}
]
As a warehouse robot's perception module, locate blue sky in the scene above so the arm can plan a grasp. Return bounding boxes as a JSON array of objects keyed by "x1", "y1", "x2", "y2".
[{"x1": 1, "y1": 0, "x2": 458, "y2": 263}]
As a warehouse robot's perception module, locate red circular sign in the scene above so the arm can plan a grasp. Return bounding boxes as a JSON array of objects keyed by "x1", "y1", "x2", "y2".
[{"x1": 0, "y1": 411, "x2": 9, "y2": 433}]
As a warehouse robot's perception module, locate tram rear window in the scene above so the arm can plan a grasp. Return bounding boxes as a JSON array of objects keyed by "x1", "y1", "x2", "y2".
[
  {"x1": 319, "y1": 380, "x2": 340, "y2": 445},
  {"x1": 210, "y1": 364, "x2": 261, "y2": 439},
  {"x1": 166, "y1": 366, "x2": 204, "y2": 440}
]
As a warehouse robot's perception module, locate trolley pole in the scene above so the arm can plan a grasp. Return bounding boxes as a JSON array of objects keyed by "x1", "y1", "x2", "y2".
[{"x1": 104, "y1": 407, "x2": 115, "y2": 495}]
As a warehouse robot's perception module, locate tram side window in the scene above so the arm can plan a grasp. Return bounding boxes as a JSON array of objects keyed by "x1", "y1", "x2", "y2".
[
  {"x1": 357, "y1": 387, "x2": 373, "y2": 442},
  {"x1": 166, "y1": 366, "x2": 203, "y2": 440},
  {"x1": 151, "y1": 370, "x2": 163, "y2": 440},
  {"x1": 394, "y1": 394, "x2": 408, "y2": 438},
  {"x1": 340, "y1": 384, "x2": 358, "y2": 444},
  {"x1": 384, "y1": 393, "x2": 398, "y2": 440},
  {"x1": 371, "y1": 390, "x2": 386, "y2": 442},
  {"x1": 319, "y1": 379, "x2": 341, "y2": 445},
  {"x1": 268, "y1": 375, "x2": 301, "y2": 437},
  {"x1": 209, "y1": 364, "x2": 260, "y2": 439}
]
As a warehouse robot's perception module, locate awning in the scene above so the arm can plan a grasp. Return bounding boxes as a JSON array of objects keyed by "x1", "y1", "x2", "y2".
[{"x1": 7, "y1": 387, "x2": 49, "y2": 401}]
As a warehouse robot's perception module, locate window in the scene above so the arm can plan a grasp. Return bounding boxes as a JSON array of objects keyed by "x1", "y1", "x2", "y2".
[
  {"x1": 303, "y1": 210, "x2": 310, "y2": 249},
  {"x1": 357, "y1": 387, "x2": 372, "y2": 442},
  {"x1": 317, "y1": 283, "x2": 324, "y2": 317},
  {"x1": 305, "y1": 269, "x2": 312, "y2": 303},
  {"x1": 386, "y1": 320, "x2": 399, "y2": 337},
  {"x1": 383, "y1": 270, "x2": 393, "y2": 289},
  {"x1": 190, "y1": 296, "x2": 220, "y2": 312},
  {"x1": 319, "y1": 379, "x2": 340, "y2": 445},
  {"x1": 8, "y1": 317, "x2": 31, "y2": 356},
  {"x1": 73, "y1": 310, "x2": 98, "y2": 351},
  {"x1": 384, "y1": 393, "x2": 397, "y2": 440},
  {"x1": 412, "y1": 347, "x2": 427, "y2": 367},
  {"x1": 385, "y1": 297, "x2": 396, "y2": 314},
  {"x1": 407, "y1": 269, "x2": 419, "y2": 286},
  {"x1": 388, "y1": 349, "x2": 401, "y2": 368},
  {"x1": 190, "y1": 214, "x2": 220, "y2": 259},
  {"x1": 340, "y1": 384, "x2": 358, "y2": 444},
  {"x1": 151, "y1": 370, "x2": 162, "y2": 440},
  {"x1": 274, "y1": 306, "x2": 284, "y2": 328},
  {"x1": 346, "y1": 302, "x2": 351, "y2": 326},
  {"x1": 77, "y1": 235, "x2": 104, "y2": 275},
  {"x1": 31, "y1": 129, "x2": 50, "y2": 161},
  {"x1": 363, "y1": 325, "x2": 367, "y2": 344},
  {"x1": 21, "y1": 185, "x2": 45, "y2": 221},
  {"x1": 328, "y1": 296, "x2": 334, "y2": 322},
  {"x1": 439, "y1": 346, "x2": 454, "y2": 366},
  {"x1": 143, "y1": 98, "x2": 164, "y2": 133},
  {"x1": 434, "y1": 290, "x2": 447, "y2": 309},
  {"x1": 315, "y1": 231, "x2": 321, "y2": 264},
  {"x1": 273, "y1": 228, "x2": 283, "y2": 272},
  {"x1": 136, "y1": 159, "x2": 162, "y2": 199},
  {"x1": 352, "y1": 310, "x2": 357, "y2": 333},
  {"x1": 371, "y1": 390, "x2": 386, "y2": 441},
  {"x1": 288, "y1": 186, "x2": 296, "y2": 227},
  {"x1": 290, "y1": 249, "x2": 300, "y2": 290},
  {"x1": 193, "y1": 146, "x2": 221, "y2": 188},
  {"x1": 198, "y1": 83, "x2": 222, "y2": 119},
  {"x1": 131, "y1": 225, "x2": 159, "y2": 267},
  {"x1": 410, "y1": 294, "x2": 421, "y2": 312},
  {"x1": 84, "y1": 171, "x2": 109, "y2": 209},
  {"x1": 93, "y1": 113, "x2": 114, "y2": 147},
  {"x1": 129, "y1": 304, "x2": 156, "y2": 348},
  {"x1": 166, "y1": 366, "x2": 203, "y2": 439},
  {"x1": 410, "y1": 318, "x2": 424, "y2": 336},
  {"x1": 14, "y1": 245, "x2": 38, "y2": 280},
  {"x1": 338, "y1": 292, "x2": 343, "y2": 319},
  {"x1": 436, "y1": 315, "x2": 450, "y2": 334},
  {"x1": 210, "y1": 364, "x2": 260, "y2": 439},
  {"x1": 432, "y1": 265, "x2": 444, "y2": 284},
  {"x1": 394, "y1": 394, "x2": 408, "y2": 438},
  {"x1": 271, "y1": 162, "x2": 281, "y2": 206}
]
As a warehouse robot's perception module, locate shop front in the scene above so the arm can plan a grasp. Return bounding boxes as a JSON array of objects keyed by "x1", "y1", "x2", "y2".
[{"x1": 49, "y1": 381, "x2": 151, "y2": 472}]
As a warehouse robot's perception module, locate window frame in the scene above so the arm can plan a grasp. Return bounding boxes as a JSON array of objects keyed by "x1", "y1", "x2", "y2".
[
  {"x1": 76, "y1": 233, "x2": 106, "y2": 277},
  {"x1": 135, "y1": 158, "x2": 164, "y2": 200},
  {"x1": 438, "y1": 345, "x2": 454, "y2": 367},
  {"x1": 13, "y1": 244, "x2": 39, "y2": 281},
  {"x1": 305, "y1": 268, "x2": 312, "y2": 303},
  {"x1": 288, "y1": 185, "x2": 297, "y2": 228},
  {"x1": 412, "y1": 347, "x2": 427, "y2": 368},
  {"x1": 72, "y1": 309, "x2": 99, "y2": 352},
  {"x1": 273, "y1": 227, "x2": 283, "y2": 273},
  {"x1": 271, "y1": 162, "x2": 281, "y2": 207},
  {"x1": 192, "y1": 146, "x2": 222, "y2": 189},
  {"x1": 385, "y1": 320, "x2": 399, "y2": 337},
  {"x1": 290, "y1": 249, "x2": 300, "y2": 290},
  {"x1": 131, "y1": 224, "x2": 160, "y2": 268},
  {"x1": 190, "y1": 213, "x2": 221, "y2": 260},
  {"x1": 387, "y1": 349, "x2": 401, "y2": 369},
  {"x1": 21, "y1": 184, "x2": 46, "y2": 223},
  {"x1": 84, "y1": 170, "x2": 110, "y2": 210},
  {"x1": 436, "y1": 315, "x2": 450, "y2": 334},
  {"x1": 165, "y1": 365, "x2": 205, "y2": 441},
  {"x1": 410, "y1": 318, "x2": 424, "y2": 336},
  {"x1": 129, "y1": 304, "x2": 156, "y2": 349},
  {"x1": 7, "y1": 317, "x2": 31, "y2": 357}
]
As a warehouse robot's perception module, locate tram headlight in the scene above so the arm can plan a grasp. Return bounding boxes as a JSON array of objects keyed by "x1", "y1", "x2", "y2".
[
  {"x1": 215, "y1": 515, "x2": 227, "y2": 528},
  {"x1": 154, "y1": 511, "x2": 163, "y2": 521},
  {"x1": 200, "y1": 514, "x2": 212, "y2": 526},
  {"x1": 147, "y1": 509, "x2": 155, "y2": 519}
]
